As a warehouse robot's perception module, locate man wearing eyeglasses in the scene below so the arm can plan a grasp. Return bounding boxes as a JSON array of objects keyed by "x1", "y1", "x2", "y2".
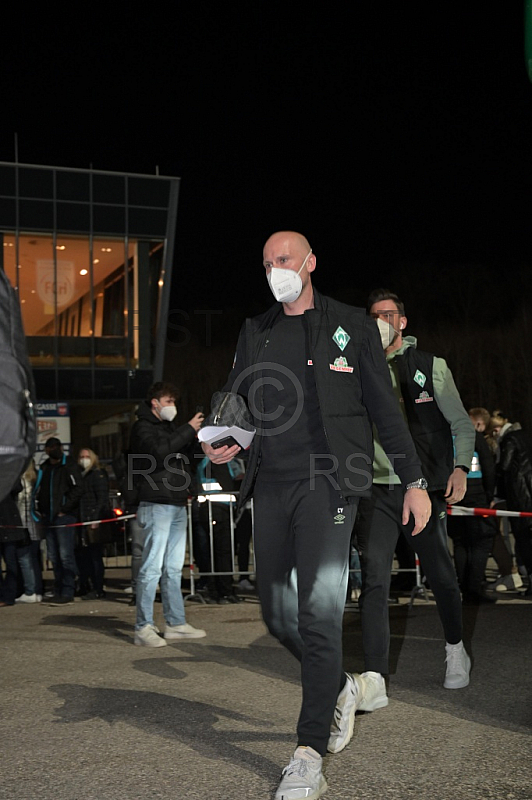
[{"x1": 355, "y1": 288, "x2": 475, "y2": 703}]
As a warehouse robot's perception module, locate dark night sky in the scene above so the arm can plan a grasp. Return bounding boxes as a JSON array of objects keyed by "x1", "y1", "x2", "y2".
[{"x1": 2, "y1": 4, "x2": 532, "y2": 327}]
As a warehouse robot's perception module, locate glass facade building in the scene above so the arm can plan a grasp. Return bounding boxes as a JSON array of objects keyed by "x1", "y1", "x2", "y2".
[{"x1": 0, "y1": 161, "x2": 180, "y2": 457}]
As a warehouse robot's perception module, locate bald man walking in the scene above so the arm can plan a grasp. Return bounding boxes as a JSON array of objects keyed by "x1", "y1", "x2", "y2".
[{"x1": 202, "y1": 231, "x2": 430, "y2": 799}]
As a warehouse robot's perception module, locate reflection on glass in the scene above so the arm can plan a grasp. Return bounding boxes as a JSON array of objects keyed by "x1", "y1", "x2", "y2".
[
  {"x1": 4, "y1": 233, "x2": 136, "y2": 366},
  {"x1": 3, "y1": 232, "x2": 163, "y2": 371}
]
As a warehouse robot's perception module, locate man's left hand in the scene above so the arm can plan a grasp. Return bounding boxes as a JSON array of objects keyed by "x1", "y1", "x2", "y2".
[{"x1": 444, "y1": 468, "x2": 467, "y2": 505}]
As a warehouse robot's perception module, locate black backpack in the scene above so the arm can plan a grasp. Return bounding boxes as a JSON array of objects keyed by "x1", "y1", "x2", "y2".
[{"x1": 0, "y1": 269, "x2": 37, "y2": 503}]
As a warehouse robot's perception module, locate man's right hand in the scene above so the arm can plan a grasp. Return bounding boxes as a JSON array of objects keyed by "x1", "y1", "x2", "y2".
[
  {"x1": 402, "y1": 488, "x2": 432, "y2": 536},
  {"x1": 201, "y1": 441, "x2": 241, "y2": 464},
  {"x1": 188, "y1": 412, "x2": 205, "y2": 431}
]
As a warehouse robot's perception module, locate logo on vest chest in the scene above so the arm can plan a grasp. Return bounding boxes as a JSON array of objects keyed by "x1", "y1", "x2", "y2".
[
  {"x1": 329, "y1": 356, "x2": 353, "y2": 373},
  {"x1": 415, "y1": 390, "x2": 434, "y2": 404},
  {"x1": 332, "y1": 326, "x2": 350, "y2": 351},
  {"x1": 413, "y1": 369, "x2": 426, "y2": 387}
]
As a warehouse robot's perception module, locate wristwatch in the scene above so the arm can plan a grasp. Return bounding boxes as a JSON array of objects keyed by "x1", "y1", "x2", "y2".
[
  {"x1": 455, "y1": 465, "x2": 470, "y2": 474},
  {"x1": 405, "y1": 478, "x2": 429, "y2": 491}
]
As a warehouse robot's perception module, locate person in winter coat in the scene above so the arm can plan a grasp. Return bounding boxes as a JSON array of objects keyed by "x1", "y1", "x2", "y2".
[
  {"x1": 0, "y1": 484, "x2": 31, "y2": 606},
  {"x1": 77, "y1": 448, "x2": 112, "y2": 599},
  {"x1": 128, "y1": 382, "x2": 206, "y2": 647},
  {"x1": 15, "y1": 460, "x2": 44, "y2": 603},
  {"x1": 494, "y1": 417, "x2": 532, "y2": 593},
  {"x1": 447, "y1": 424, "x2": 498, "y2": 603},
  {"x1": 32, "y1": 437, "x2": 84, "y2": 605}
]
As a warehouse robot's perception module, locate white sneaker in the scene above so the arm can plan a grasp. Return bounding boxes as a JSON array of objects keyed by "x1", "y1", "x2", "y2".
[
  {"x1": 164, "y1": 622, "x2": 206, "y2": 640},
  {"x1": 237, "y1": 578, "x2": 255, "y2": 591},
  {"x1": 15, "y1": 593, "x2": 41, "y2": 604},
  {"x1": 134, "y1": 624, "x2": 167, "y2": 647},
  {"x1": 492, "y1": 573, "x2": 523, "y2": 592},
  {"x1": 327, "y1": 672, "x2": 362, "y2": 754},
  {"x1": 444, "y1": 641, "x2": 471, "y2": 688},
  {"x1": 358, "y1": 671, "x2": 389, "y2": 711},
  {"x1": 275, "y1": 747, "x2": 327, "y2": 800}
]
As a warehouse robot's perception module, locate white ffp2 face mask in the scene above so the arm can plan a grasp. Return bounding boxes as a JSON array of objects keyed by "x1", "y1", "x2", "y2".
[
  {"x1": 159, "y1": 405, "x2": 177, "y2": 422},
  {"x1": 267, "y1": 250, "x2": 312, "y2": 303},
  {"x1": 376, "y1": 318, "x2": 397, "y2": 349},
  {"x1": 79, "y1": 457, "x2": 91, "y2": 470}
]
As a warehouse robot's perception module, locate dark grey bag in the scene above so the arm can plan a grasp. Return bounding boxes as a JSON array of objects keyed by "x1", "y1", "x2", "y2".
[
  {"x1": 203, "y1": 391, "x2": 255, "y2": 432},
  {"x1": 0, "y1": 270, "x2": 37, "y2": 503}
]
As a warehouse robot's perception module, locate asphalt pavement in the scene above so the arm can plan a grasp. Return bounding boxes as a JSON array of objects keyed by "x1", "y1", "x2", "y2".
[{"x1": 1, "y1": 571, "x2": 531, "y2": 800}]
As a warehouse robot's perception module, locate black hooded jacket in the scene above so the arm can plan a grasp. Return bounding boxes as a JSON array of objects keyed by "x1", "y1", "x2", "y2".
[
  {"x1": 129, "y1": 402, "x2": 198, "y2": 506},
  {"x1": 32, "y1": 454, "x2": 84, "y2": 521},
  {"x1": 498, "y1": 428, "x2": 532, "y2": 511}
]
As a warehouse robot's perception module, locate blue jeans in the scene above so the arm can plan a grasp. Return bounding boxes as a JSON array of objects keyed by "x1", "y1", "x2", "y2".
[
  {"x1": 127, "y1": 515, "x2": 146, "y2": 592},
  {"x1": 29, "y1": 540, "x2": 44, "y2": 596},
  {"x1": 0, "y1": 541, "x2": 25, "y2": 603},
  {"x1": 45, "y1": 515, "x2": 78, "y2": 598},
  {"x1": 16, "y1": 542, "x2": 38, "y2": 595},
  {"x1": 135, "y1": 502, "x2": 188, "y2": 630}
]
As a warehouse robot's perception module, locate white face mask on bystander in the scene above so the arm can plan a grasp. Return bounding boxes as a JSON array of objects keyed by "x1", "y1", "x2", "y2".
[{"x1": 159, "y1": 405, "x2": 177, "y2": 422}]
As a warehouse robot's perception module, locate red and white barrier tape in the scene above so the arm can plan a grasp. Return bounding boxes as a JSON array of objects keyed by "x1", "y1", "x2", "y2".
[
  {"x1": 448, "y1": 506, "x2": 532, "y2": 518},
  {"x1": 0, "y1": 514, "x2": 136, "y2": 530}
]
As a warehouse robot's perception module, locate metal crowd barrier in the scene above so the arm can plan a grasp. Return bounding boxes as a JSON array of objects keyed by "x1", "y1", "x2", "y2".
[
  {"x1": 94, "y1": 499, "x2": 521, "y2": 606},
  {"x1": 185, "y1": 491, "x2": 257, "y2": 603}
]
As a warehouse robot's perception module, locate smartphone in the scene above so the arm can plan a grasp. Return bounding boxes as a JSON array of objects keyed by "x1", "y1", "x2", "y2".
[
  {"x1": 211, "y1": 436, "x2": 239, "y2": 449},
  {"x1": 196, "y1": 405, "x2": 204, "y2": 413}
]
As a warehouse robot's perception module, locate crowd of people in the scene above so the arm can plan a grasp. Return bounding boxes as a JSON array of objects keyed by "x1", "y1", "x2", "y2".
[
  {"x1": 1, "y1": 228, "x2": 531, "y2": 800},
  {"x1": 0, "y1": 438, "x2": 115, "y2": 607},
  {"x1": 447, "y1": 406, "x2": 532, "y2": 599}
]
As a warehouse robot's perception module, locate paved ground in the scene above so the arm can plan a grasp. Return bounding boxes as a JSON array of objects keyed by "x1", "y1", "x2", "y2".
[{"x1": 1, "y1": 571, "x2": 531, "y2": 800}]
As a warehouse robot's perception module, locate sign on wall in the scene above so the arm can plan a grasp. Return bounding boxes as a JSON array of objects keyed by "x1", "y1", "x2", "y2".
[
  {"x1": 36, "y1": 260, "x2": 75, "y2": 312},
  {"x1": 35, "y1": 402, "x2": 71, "y2": 465}
]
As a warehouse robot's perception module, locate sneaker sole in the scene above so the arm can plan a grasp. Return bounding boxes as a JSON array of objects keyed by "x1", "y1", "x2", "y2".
[
  {"x1": 443, "y1": 676, "x2": 470, "y2": 689},
  {"x1": 134, "y1": 636, "x2": 167, "y2": 647},
  {"x1": 276, "y1": 774, "x2": 327, "y2": 800},
  {"x1": 48, "y1": 601, "x2": 74, "y2": 606},
  {"x1": 164, "y1": 632, "x2": 207, "y2": 640}
]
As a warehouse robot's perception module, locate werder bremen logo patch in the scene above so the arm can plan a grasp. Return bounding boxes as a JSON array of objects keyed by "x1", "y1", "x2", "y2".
[
  {"x1": 332, "y1": 326, "x2": 350, "y2": 351},
  {"x1": 330, "y1": 356, "x2": 354, "y2": 373},
  {"x1": 413, "y1": 369, "x2": 426, "y2": 388}
]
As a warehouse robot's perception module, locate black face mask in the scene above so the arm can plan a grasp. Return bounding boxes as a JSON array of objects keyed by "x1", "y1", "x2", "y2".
[{"x1": 48, "y1": 448, "x2": 62, "y2": 461}]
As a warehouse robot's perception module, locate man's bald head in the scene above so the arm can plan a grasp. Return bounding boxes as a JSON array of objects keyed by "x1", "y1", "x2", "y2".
[
  {"x1": 262, "y1": 230, "x2": 316, "y2": 311},
  {"x1": 263, "y1": 231, "x2": 311, "y2": 259}
]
